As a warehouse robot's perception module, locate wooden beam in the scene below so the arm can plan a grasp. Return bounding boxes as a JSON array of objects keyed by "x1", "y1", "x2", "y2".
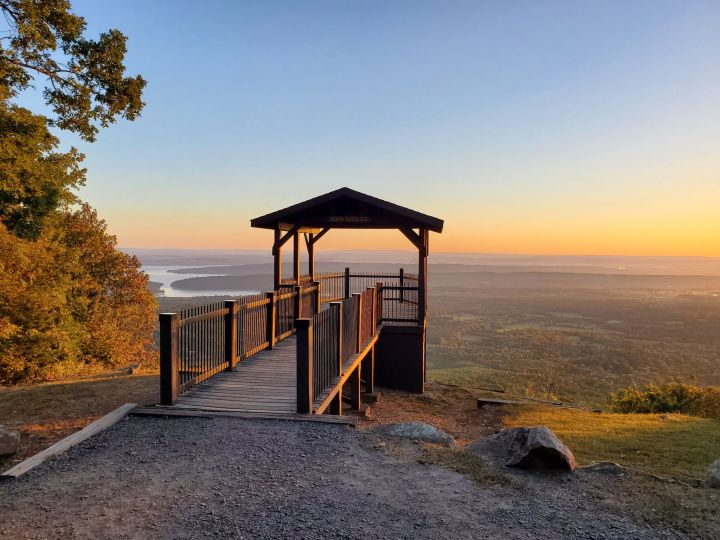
[
  {"x1": 272, "y1": 224, "x2": 301, "y2": 255},
  {"x1": 277, "y1": 222, "x2": 322, "y2": 233},
  {"x1": 1, "y1": 403, "x2": 137, "y2": 480},
  {"x1": 399, "y1": 227, "x2": 426, "y2": 254},
  {"x1": 131, "y1": 407, "x2": 358, "y2": 425},
  {"x1": 309, "y1": 227, "x2": 330, "y2": 245}
]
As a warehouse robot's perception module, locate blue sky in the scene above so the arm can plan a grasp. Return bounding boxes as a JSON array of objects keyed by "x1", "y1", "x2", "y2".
[{"x1": 19, "y1": 1, "x2": 720, "y2": 254}]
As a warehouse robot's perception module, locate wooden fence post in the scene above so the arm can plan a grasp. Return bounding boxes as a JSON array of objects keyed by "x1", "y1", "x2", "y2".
[
  {"x1": 296, "y1": 318, "x2": 313, "y2": 414},
  {"x1": 266, "y1": 291, "x2": 276, "y2": 349},
  {"x1": 399, "y1": 267, "x2": 404, "y2": 304},
  {"x1": 349, "y1": 366, "x2": 361, "y2": 410},
  {"x1": 353, "y1": 292, "x2": 362, "y2": 352},
  {"x1": 224, "y1": 300, "x2": 238, "y2": 371},
  {"x1": 160, "y1": 312, "x2": 179, "y2": 405},
  {"x1": 294, "y1": 285, "x2": 302, "y2": 321},
  {"x1": 375, "y1": 282, "x2": 384, "y2": 324},
  {"x1": 331, "y1": 301, "x2": 343, "y2": 376},
  {"x1": 344, "y1": 267, "x2": 350, "y2": 299},
  {"x1": 370, "y1": 286, "x2": 377, "y2": 335},
  {"x1": 313, "y1": 280, "x2": 321, "y2": 314}
]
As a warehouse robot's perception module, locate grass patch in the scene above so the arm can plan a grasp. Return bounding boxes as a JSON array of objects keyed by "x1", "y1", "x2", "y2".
[
  {"x1": 419, "y1": 444, "x2": 514, "y2": 487},
  {"x1": 609, "y1": 381, "x2": 720, "y2": 418},
  {"x1": 0, "y1": 372, "x2": 159, "y2": 470},
  {"x1": 503, "y1": 405, "x2": 720, "y2": 479}
]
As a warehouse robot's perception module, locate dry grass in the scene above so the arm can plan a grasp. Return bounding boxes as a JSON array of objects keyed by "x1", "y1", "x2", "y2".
[
  {"x1": 359, "y1": 383, "x2": 503, "y2": 446},
  {"x1": 0, "y1": 371, "x2": 159, "y2": 471},
  {"x1": 418, "y1": 444, "x2": 515, "y2": 487},
  {"x1": 504, "y1": 405, "x2": 720, "y2": 479}
]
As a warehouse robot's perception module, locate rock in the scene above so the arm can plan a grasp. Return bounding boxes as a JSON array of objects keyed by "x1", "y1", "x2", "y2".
[
  {"x1": 372, "y1": 422, "x2": 456, "y2": 447},
  {"x1": 708, "y1": 459, "x2": 720, "y2": 489},
  {"x1": 466, "y1": 426, "x2": 576, "y2": 472},
  {"x1": 0, "y1": 425, "x2": 20, "y2": 457}
]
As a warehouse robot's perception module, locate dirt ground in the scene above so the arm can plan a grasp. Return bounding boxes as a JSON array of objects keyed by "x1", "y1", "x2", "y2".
[
  {"x1": 0, "y1": 372, "x2": 158, "y2": 470},
  {"x1": 0, "y1": 415, "x2": 699, "y2": 539},
  {"x1": 358, "y1": 382, "x2": 505, "y2": 445},
  {"x1": 2, "y1": 379, "x2": 718, "y2": 537}
]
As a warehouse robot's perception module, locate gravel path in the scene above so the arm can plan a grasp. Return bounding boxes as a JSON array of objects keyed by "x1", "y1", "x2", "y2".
[{"x1": 0, "y1": 416, "x2": 680, "y2": 539}]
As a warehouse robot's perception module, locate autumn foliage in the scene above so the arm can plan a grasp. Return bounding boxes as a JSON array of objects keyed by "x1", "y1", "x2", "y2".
[
  {"x1": 0, "y1": 207, "x2": 156, "y2": 384},
  {"x1": 0, "y1": 1, "x2": 155, "y2": 383}
]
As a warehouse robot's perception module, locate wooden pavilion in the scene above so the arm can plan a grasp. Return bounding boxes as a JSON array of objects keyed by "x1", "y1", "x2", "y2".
[{"x1": 158, "y1": 188, "x2": 443, "y2": 417}]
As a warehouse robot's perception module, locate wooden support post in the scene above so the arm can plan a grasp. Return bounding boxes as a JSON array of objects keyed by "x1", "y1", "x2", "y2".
[
  {"x1": 159, "y1": 313, "x2": 179, "y2": 405},
  {"x1": 273, "y1": 228, "x2": 282, "y2": 291},
  {"x1": 224, "y1": 300, "x2": 238, "y2": 371},
  {"x1": 418, "y1": 229, "x2": 428, "y2": 325},
  {"x1": 294, "y1": 285, "x2": 302, "y2": 321},
  {"x1": 354, "y1": 292, "x2": 362, "y2": 352},
  {"x1": 296, "y1": 318, "x2": 313, "y2": 414},
  {"x1": 293, "y1": 231, "x2": 300, "y2": 284},
  {"x1": 307, "y1": 232, "x2": 315, "y2": 280},
  {"x1": 313, "y1": 280, "x2": 321, "y2": 314},
  {"x1": 376, "y1": 282, "x2": 384, "y2": 323},
  {"x1": 344, "y1": 267, "x2": 351, "y2": 298},
  {"x1": 331, "y1": 301, "x2": 343, "y2": 376},
  {"x1": 266, "y1": 291, "x2": 277, "y2": 349},
  {"x1": 349, "y1": 366, "x2": 361, "y2": 410},
  {"x1": 399, "y1": 267, "x2": 404, "y2": 303},
  {"x1": 361, "y1": 347, "x2": 375, "y2": 394},
  {"x1": 361, "y1": 286, "x2": 377, "y2": 394},
  {"x1": 329, "y1": 389, "x2": 342, "y2": 415}
]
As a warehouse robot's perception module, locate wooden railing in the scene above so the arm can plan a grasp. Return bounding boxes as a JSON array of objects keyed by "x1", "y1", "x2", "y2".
[
  {"x1": 296, "y1": 287, "x2": 379, "y2": 414},
  {"x1": 160, "y1": 284, "x2": 320, "y2": 405},
  {"x1": 159, "y1": 268, "x2": 420, "y2": 407},
  {"x1": 308, "y1": 268, "x2": 420, "y2": 324}
]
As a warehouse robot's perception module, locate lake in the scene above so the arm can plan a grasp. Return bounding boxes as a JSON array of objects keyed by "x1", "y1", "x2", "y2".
[{"x1": 141, "y1": 265, "x2": 259, "y2": 297}]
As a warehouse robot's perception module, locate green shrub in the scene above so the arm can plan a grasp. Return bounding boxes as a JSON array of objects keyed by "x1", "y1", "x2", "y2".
[{"x1": 609, "y1": 381, "x2": 720, "y2": 419}]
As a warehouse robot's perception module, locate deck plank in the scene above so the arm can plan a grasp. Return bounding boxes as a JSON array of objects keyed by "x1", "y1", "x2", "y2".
[{"x1": 173, "y1": 335, "x2": 298, "y2": 414}]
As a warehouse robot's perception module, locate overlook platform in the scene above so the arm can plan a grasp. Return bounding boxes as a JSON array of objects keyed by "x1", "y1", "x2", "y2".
[{"x1": 158, "y1": 188, "x2": 443, "y2": 418}]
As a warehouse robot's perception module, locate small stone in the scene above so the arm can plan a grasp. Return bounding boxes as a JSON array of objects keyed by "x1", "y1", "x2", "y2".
[
  {"x1": 372, "y1": 422, "x2": 456, "y2": 447},
  {"x1": 0, "y1": 425, "x2": 20, "y2": 457},
  {"x1": 708, "y1": 458, "x2": 720, "y2": 489}
]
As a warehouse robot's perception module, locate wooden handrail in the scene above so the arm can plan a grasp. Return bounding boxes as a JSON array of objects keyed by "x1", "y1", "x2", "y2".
[{"x1": 160, "y1": 268, "x2": 416, "y2": 406}]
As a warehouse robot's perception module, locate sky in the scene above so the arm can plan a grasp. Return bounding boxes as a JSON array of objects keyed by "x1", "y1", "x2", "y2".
[{"x1": 16, "y1": 0, "x2": 720, "y2": 256}]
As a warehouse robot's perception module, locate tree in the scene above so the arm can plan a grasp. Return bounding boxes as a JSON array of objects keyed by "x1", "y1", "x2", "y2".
[
  {"x1": 1, "y1": 0, "x2": 145, "y2": 238},
  {"x1": 1, "y1": 0, "x2": 146, "y2": 142},
  {"x1": 0, "y1": 101, "x2": 85, "y2": 239},
  {"x1": 0, "y1": 1, "x2": 156, "y2": 383}
]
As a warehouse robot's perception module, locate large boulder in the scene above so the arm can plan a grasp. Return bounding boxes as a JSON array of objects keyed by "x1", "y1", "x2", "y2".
[
  {"x1": 372, "y1": 422, "x2": 456, "y2": 447},
  {"x1": 466, "y1": 426, "x2": 576, "y2": 472},
  {"x1": 0, "y1": 425, "x2": 20, "y2": 457},
  {"x1": 708, "y1": 459, "x2": 720, "y2": 489}
]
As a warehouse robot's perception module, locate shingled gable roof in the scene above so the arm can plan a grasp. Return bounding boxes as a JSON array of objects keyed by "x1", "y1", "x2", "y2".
[{"x1": 250, "y1": 187, "x2": 444, "y2": 233}]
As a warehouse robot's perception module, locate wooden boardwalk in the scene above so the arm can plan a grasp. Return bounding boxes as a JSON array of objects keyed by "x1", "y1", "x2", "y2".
[{"x1": 173, "y1": 336, "x2": 296, "y2": 414}]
